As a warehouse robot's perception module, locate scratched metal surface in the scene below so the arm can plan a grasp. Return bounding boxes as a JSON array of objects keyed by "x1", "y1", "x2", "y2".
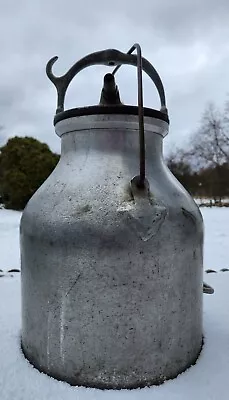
[{"x1": 20, "y1": 113, "x2": 203, "y2": 389}]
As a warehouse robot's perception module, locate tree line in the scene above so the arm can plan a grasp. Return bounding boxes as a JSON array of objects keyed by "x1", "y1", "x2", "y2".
[
  {"x1": 0, "y1": 99, "x2": 229, "y2": 210},
  {"x1": 167, "y1": 101, "x2": 229, "y2": 205}
]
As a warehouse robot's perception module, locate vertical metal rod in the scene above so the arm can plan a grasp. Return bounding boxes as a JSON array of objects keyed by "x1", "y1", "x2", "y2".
[{"x1": 113, "y1": 43, "x2": 146, "y2": 188}]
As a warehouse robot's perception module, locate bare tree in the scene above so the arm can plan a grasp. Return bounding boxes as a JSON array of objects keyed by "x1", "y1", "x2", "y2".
[
  {"x1": 189, "y1": 103, "x2": 229, "y2": 168},
  {"x1": 188, "y1": 103, "x2": 229, "y2": 204}
]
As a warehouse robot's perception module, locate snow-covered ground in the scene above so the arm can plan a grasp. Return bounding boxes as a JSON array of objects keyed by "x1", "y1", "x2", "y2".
[
  {"x1": 0, "y1": 210, "x2": 21, "y2": 272},
  {"x1": 0, "y1": 208, "x2": 229, "y2": 399}
]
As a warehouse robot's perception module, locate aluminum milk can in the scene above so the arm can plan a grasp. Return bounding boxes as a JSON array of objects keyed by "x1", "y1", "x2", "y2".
[{"x1": 20, "y1": 44, "x2": 203, "y2": 389}]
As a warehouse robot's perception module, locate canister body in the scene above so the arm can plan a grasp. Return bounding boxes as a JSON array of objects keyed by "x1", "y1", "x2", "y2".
[{"x1": 21, "y1": 113, "x2": 203, "y2": 389}]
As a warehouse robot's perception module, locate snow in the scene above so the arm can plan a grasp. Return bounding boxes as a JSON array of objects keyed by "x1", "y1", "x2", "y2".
[
  {"x1": 203, "y1": 207, "x2": 229, "y2": 272},
  {"x1": 0, "y1": 207, "x2": 229, "y2": 399},
  {"x1": 0, "y1": 210, "x2": 21, "y2": 272}
]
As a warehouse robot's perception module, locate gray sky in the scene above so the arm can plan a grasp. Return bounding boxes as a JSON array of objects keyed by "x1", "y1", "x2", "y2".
[{"x1": 0, "y1": 0, "x2": 229, "y2": 155}]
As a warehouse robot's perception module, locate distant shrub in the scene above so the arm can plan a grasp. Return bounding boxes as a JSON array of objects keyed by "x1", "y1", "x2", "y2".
[{"x1": 0, "y1": 136, "x2": 60, "y2": 210}]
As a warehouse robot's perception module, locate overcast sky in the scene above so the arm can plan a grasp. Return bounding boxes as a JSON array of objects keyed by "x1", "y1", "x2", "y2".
[{"x1": 0, "y1": 0, "x2": 229, "y2": 155}]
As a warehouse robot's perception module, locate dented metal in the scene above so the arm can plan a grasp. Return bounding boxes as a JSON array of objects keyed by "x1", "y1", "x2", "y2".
[{"x1": 20, "y1": 45, "x2": 204, "y2": 389}]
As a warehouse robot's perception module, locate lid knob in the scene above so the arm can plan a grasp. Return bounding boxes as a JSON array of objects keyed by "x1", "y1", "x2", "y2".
[{"x1": 99, "y1": 73, "x2": 122, "y2": 105}]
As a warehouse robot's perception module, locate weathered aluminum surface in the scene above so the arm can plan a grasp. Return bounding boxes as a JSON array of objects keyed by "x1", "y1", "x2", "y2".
[{"x1": 20, "y1": 113, "x2": 203, "y2": 389}]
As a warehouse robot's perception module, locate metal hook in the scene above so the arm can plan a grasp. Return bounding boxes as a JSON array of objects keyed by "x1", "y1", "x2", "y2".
[{"x1": 46, "y1": 45, "x2": 169, "y2": 186}]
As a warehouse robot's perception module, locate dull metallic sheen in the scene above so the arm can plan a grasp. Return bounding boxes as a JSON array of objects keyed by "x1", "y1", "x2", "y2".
[
  {"x1": 20, "y1": 111, "x2": 203, "y2": 389},
  {"x1": 21, "y1": 43, "x2": 203, "y2": 389}
]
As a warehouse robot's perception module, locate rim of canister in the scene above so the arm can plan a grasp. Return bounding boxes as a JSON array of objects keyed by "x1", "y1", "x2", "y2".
[{"x1": 54, "y1": 105, "x2": 169, "y2": 126}]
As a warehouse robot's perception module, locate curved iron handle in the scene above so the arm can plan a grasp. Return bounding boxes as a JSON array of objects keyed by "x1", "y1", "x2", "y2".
[
  {"x1": 46, "y1": 47, "x2": 167, "y2": 115},
  {"x1": 47, "y1": 45, "x2": 168, "y2": 188},
  {"x1": 121, "y1": 44, "x2": 146, "y2": 186}
]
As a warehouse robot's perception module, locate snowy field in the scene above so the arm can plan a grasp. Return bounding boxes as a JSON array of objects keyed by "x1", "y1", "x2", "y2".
[{"x1": 0, "y1": 208, "x2": 229, "y2": 399}]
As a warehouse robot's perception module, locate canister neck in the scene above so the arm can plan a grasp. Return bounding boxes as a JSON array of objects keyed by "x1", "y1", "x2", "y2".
[{"x1": 60, "y1": 124, "x2": 164, "y2": 166}]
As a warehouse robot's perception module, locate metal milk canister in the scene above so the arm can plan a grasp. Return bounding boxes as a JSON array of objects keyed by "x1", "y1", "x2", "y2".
[{"x1": 20, "y1": 44, "x2": 203, "y2": 389}]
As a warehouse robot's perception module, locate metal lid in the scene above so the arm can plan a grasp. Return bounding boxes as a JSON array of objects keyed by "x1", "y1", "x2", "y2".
[
  {"x1": 47, "y1": 43, "x2": 169, "y2": 188},
  {"x1": 54, "y1": 105, "x2": 169, "y2": 125}
]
